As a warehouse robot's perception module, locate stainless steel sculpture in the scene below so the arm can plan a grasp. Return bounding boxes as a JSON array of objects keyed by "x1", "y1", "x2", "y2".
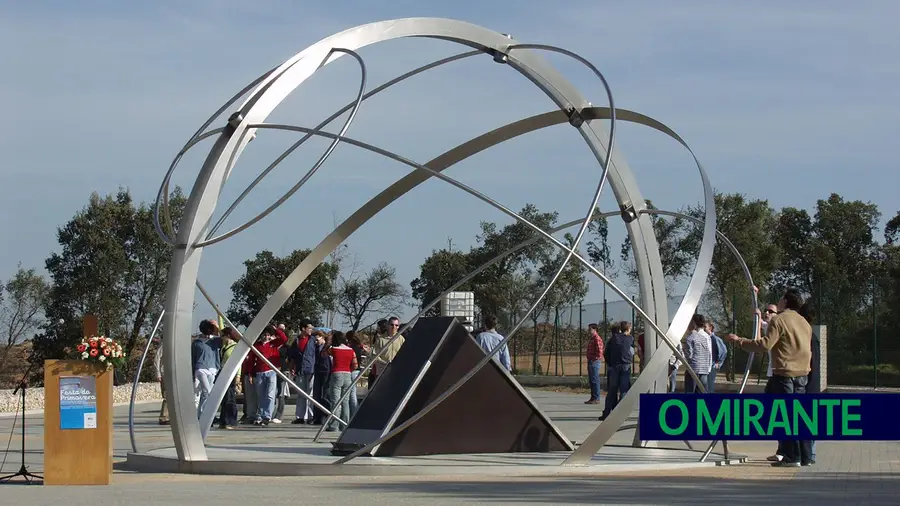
[{"x1": 153, "y1": 17, "x2": 758, "y2": 466}]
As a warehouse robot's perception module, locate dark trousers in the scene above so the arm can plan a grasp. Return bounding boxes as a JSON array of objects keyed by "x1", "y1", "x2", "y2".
[
  {"x1": 312, "y1": 371, "x2": 330, "y2": 423},
  {"x1": 766, "y1": 375, "x2": 813, "y2": 464},
  {"x1": 220, "y1": 382, "x2": 239, "y2": 427},
  {"x1": 602, "y1": 364, "x2": 632, "y2": 417}
]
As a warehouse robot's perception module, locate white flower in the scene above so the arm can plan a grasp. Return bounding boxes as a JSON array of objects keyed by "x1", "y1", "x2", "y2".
[
  {"x1": 99, "y1": 355, "x2": 106, "y2": 362},
  {"x1": 82, "y1": 352, "x2": 89, "y2": 359}
]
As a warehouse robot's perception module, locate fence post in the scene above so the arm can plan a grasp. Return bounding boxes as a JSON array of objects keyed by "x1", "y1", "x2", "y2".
[
  {"x1": 873, "y1": 273, "x2": 878, "y2": 389},
  {"x1": 554, "y1": 307, "x2": 560, "y2": 376},
  {"x1": 730, "y1": 286, "x2": 737, "y2": 382}
]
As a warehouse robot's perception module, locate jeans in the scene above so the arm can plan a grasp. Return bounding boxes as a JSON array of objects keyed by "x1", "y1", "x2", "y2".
[
  {"x1": 602, "y1": 365, "x2": 632, "y2": 417},
  {"x1": 255, "y1": 370, "x2": 277, "y2": 421},
  {"x1": 273, "y1": 373, "x2": 286, "y2": 420},
  {"x1": 158, "y1": 378, "x2": 169, "y2": 421},
  {"x1": 242, "y1": 374, "x2": 258, "y2": 421},
  {"x1": 327, "y1": 372, "x2": 353, "y2": 430},
  {"x1": 684, "y1": 372, "x2": 709, "y2": 393},
  {"x1": 587, "y1": 359, "x2": 602, "y2": 401},
  {"x1": 349, "y1": 369, "x2": 362, "y2": 418},
  {"x1": 312, "y1": 371, "x2": 330, "y2": 423},
  {"x1": 294, "y1": 373, "x2": 315, "y2": 421},
  {"x1": 706, "y1": 366, "x2": 719, "y2": 393},
  {"x1": 766, "y1": 375, "x2": 813, "y2": 464},
  {"x1": 193, "y1": 368, "x2": 216, "y2": 419},
  {"x1": 220, "y1": 381, "x2": 239, "y2": 427},
  {"x1": 668, "y1": 365, "x2": 678, "y2": 392}
]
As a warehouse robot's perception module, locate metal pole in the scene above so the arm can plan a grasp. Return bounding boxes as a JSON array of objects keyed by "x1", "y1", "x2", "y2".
[
  {"x1": 554, "y1": 307, "x2": 560, "y2": 376},
  {"x1": 129, "y1": 311, "x2": 165, "y2": 454},
  {"x1": 873, "y1": 272, "x2": 878, "y2": 389},
  {"x1": 631, "y1": 295, "x2": 636, "y2": 371},
  {"x1": 602, "y1": 298, "x2": 607, "y2": 331},
  {"x1": 512, "y1": 309, "x2": 518, "y2": 373},
  {"x1": 579, "y1": 301, "x2": 583, "y2": 377}
]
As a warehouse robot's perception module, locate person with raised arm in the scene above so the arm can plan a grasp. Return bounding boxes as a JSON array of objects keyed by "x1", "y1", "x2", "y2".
[{"x1": 247, "y1": 323, "x2": 289, "y2": 426}]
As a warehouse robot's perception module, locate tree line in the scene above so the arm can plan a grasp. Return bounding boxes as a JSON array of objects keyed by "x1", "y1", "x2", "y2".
[
  {"x1": 0, "y1": 187, "x2": 407, "y2": 383},
  {"x1": 1, "y1": 187, "x2": 897, "y2": 385},
  {"x1": 410, "y1": 193, "x2": 900, "y2": 382}
]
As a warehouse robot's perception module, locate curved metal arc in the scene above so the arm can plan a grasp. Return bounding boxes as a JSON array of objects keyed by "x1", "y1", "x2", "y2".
[
  {"x1": 562, "y1": 108, "x2": 718, "y2": 464},
  {"x1": 246, "y1": 125, "x2": 691, "y2": 348},
  {"x1": 203, "y1": 49, "x2": 481, "y2": 245},
  {"x1": 316, "y1": 117, "x2": 717, "y2": 464},
  {"x1": 153, "y1": 65, "x2": 280, "y2": 245},
  {"x1": 197, "y1": 48, "x2": 368, "y2": 248},
  {"x1": 646, "y1": 209, "x2": 761, "y2": 462},
  {"x1": 171, "y1": 19, "x2": 640, "y2": 461},
  {"x1": 231, "y1": 110, "x2": 710, "y2": 460},
  {"x1": 193, "y1": 282, "x2": 345, "y2": 438},
  {"x1": 505, "y1": 47, "x2": 672, "y2": 379},
  {"x1": 501, "y1": 40, "x2": 618, "y2": 355},
  {"x1": 128, "y1": 311, "x2": 166, "y2": 454}
]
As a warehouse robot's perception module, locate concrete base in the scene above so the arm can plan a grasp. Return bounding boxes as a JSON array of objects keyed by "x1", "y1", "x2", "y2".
[{"x1": 124, "y1": 441, "x2": 744, "y2": 477}]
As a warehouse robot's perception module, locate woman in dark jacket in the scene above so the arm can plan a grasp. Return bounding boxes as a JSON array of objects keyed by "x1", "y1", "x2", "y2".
[{"x1": 311, "y1": 331, "x2": 332, "y2": 425}]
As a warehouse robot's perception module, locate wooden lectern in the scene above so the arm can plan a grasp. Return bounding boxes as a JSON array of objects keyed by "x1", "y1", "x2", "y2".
[{"x1": 43, "y1": 315, "x2": 113, "y2": 486}]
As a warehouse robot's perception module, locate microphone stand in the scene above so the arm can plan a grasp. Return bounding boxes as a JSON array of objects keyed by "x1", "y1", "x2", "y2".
[{"x1": 0, "y1": 360, "x2": 43, "y2": 484}]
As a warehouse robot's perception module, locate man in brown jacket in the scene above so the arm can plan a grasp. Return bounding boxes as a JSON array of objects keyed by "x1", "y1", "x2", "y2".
[{"x1": 727, "y1": 288, "x2": 813, "y2": 467}]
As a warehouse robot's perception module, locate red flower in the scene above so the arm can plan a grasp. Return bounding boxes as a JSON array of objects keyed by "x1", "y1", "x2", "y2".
[
  {"x1": 103, "y1": 348, "x2": 111, "y2": 356},
  {"x1": 89, "y1": 348, "x2": 99, "y2": 357},
  {"x1": 76, "y1": 344, "x2": 86, "y2": 353},
  {"x1": 90, "y1": 340, "x2": 98, "y2": 348}
]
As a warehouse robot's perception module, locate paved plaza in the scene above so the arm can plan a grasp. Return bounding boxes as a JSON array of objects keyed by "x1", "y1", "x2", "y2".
[{"x1": 1, "y1": 388, "x2": 898, "y2": 504}]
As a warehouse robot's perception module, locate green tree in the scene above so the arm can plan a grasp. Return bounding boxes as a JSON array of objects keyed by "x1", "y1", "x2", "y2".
[
  {"x1": 228, "y1": 249, "x2": 338, "y2": 329},
  {"x1": 32, "y1": 188, "x2": 186, "y2": 376},
  {"x1": 0, "y1": 265, "x2": 50, "y2": 369},
  {"x1": 619, "y1": 200, "x2": 694, "y2": 295},
  {"x1": 410, "y1": 249, "x2": 473, "y2": 317},
  {"x1": 770, "y1": 194, "x2": 882, "y2": 376},
  {"x1": 468, "y1": 204, "x2": 559, "y2": 317},
  {"x1": 879, "y1": 211, "x2": 900, "y2": 344},
  {"x1": 587, "y1": 212, "x2": 618, "y2": 325},
  {"x1": 683, "y1": 192, "x2": 781, "y2": 329},
  {"x1": 337, "y1": 262, "x2": 408, "y2": 332}
]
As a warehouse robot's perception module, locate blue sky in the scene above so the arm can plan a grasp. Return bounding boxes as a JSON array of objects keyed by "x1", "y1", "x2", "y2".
[{"x1": 3, "y1": 0, "x2": 898, "y2": 326}]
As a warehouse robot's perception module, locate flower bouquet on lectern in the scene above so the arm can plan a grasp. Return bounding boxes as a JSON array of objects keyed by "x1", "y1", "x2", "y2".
[{"x1": 74, "y1": 336, "x2": 125, "y2": 370}]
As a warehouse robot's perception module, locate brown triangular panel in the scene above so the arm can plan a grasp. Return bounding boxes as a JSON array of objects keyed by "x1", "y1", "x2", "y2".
[{"x1": 332, "y1": 317, "x2": 572, "y2": 456}]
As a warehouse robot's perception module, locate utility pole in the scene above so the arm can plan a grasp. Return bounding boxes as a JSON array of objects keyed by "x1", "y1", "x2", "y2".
[{"x1": 873, "y1": 272, "x2": 878, "y2": 389}]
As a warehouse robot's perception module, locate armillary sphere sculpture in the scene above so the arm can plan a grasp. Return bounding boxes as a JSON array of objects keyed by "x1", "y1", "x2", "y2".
[{"x1": 150, "y1": 17, "x2": 760, "y2": 467}]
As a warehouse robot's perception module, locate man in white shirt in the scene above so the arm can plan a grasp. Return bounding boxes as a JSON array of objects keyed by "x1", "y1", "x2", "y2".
[
  {"x1": 683, "y1": 314, "x2": 713, "y2": 393},
  {"x1": 474, "y1": 315, "x2": 512, "y2": 372}
]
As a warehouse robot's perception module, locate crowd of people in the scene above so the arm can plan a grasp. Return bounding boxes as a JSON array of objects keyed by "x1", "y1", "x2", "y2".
[
  {"x1": 151, "y1": 293, "x2": 818, "y2": 468},
  {"x1": 153, "y1": 315, "x2": 409, "y2": 432},
  {"x1": 583, "y1": 287, "x2": 820, "y2": 468}
]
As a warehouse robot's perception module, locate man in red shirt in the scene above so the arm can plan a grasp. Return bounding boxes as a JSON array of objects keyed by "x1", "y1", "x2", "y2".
[
  {"x1": 248, "y1": 324, "x2": 288, "y2": 425},
  {"x1": 585, "y1": 323, "x2": 605, "y2": 404}
]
